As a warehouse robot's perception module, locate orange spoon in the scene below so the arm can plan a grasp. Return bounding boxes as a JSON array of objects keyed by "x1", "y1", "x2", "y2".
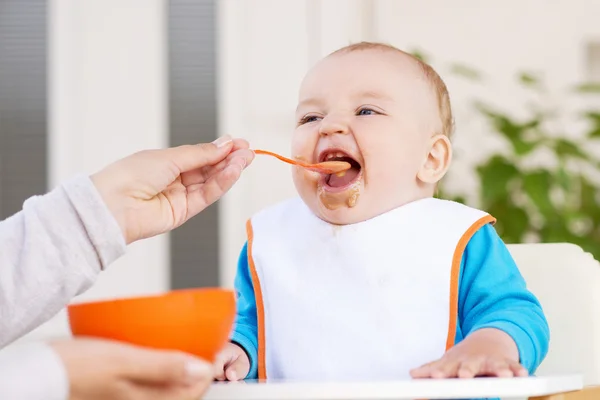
[{"x1": 253, "y1": 149, "x2": 351, "y2": 174}]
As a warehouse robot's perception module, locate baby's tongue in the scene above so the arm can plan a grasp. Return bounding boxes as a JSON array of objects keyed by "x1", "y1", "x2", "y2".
[{"x1": 327, "y1": 167, "x2": 360, "y2": 187}]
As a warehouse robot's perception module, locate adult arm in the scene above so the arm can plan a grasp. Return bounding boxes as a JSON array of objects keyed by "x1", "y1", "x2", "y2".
[
  {"x1": 0, "y1": 342, "x2": 68, "y2": 400},
  {"x1": 0, "y1": 175, "x2": 126, "y2": 347}
]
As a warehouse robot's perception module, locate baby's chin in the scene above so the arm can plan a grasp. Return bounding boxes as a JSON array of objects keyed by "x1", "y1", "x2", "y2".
[
  {"x1": 294, "y1": 168, "x2": 381, "y2": 225},
  {"x1": 314, "y1": 206, "x2": 366, "y2": 225},
  {"x1": 312, "y1": 183, "x2": 373, "y2": 225}
]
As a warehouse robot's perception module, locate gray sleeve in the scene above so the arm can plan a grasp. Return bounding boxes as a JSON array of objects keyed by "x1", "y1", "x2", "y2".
[
  {"x1": 0, "y1": 342, "x2": 68, "y2": 400},
  {"x1": 0, "y1": 174, "x2": 127, "y2": 347}
]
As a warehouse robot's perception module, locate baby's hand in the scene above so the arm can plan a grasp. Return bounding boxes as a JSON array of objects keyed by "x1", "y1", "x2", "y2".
[
  {"x1": 213, "y1": 343, "x2": 250, "y2": 381},
  {"x1": 410, "y1": 328, "x2": 528, "y2": 379}
]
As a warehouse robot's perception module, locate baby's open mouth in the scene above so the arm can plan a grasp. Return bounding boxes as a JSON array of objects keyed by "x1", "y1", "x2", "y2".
[{"x1": 318, "y1": 150, "x2": 362, "y2": 191}]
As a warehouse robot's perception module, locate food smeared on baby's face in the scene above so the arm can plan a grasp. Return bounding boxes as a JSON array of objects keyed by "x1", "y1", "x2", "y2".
[
  {"x1": 316, "y1": 150, "x2": 363, "y2": 210},
  {"x1": 318, "y1": 179, "x2": 361, "y2": 210},
  {"x1": 291, "y1": 44, "x2": 443, "y2": 225},
  {"x1": 294, "y1": 153, "x2": 362, "y2": 209}
]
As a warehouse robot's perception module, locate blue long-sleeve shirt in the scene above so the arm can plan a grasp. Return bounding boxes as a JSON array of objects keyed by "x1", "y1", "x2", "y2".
[{"x1": 230, "y1": 223, "x2": 550, "y2": 381}]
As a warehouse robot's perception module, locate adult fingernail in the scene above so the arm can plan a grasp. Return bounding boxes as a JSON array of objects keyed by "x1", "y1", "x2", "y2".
[
  {"x1": 185, "y1": 359, "x2": 213, "y2": 380},
  {"x1": 212, "y1": 135, "x2": 232, "y2": 148}
]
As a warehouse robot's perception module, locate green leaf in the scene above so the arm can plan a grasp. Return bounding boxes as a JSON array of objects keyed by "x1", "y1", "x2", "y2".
[
  {"x1": 512, "y1": 137, "x2": 540, "y2": 155},
  {"x1": 474, "y1": 104, "x2": 541, "y2": 154},
  {"x1": 522, "y1": 170, "x2": 554, "y2": 215},
  {"x1": 580, "y1": 176, "x2": 599, "y2": 211},
  {"x1": 589, "y1": 127, "x2": 600, "y2": 138},
  {"x1": 476, "y1": 155, "x2": 519, "y2": 204},
  {"x1": 583, "y1": 111, "x2": 600, "y2": 138},
  {"x1": 556, "y1": 165, "x2": 572, "y2": 192},
  {"x1": 449, "y1": 63, "x2": 483, "y2": 81},
  {"x1": 539, "y1": 223, "x2": 576, "y2": 244},
  {"x1": 553, "y1": 139, "x2": 590, "y2": 160},
  {"x1": 409, "y1": 49, "x2": 429, "y2": 62},
  {"x1": 488, "y1": 200, "x2": 529, "y2": 244},
  {"x1": 537, "y1": 176, "x2": 600, "y2": 260},
  {"x1": 573, "y1": 82, "x2": 600, "y2": 93},
  {"x1": 517, "y1": 72, "x2": 543, "y2": 89},
  {"x1": 583, "y1": 111, "x2": 600, "y2": 123},
  {"x1": 453, "y1": 196, "x2": 467, "y2": 204},
  {"x1": 540, "y1": 222, "x2": 600, "y2": 261},
  {"x1": 436, "y1": 188, "x2": 467, "y2": 204}
]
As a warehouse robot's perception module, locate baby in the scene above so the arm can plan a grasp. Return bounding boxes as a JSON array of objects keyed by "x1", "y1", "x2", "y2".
[{"x1": 215, "y1": 42, "x2": 550, "y2": 384}]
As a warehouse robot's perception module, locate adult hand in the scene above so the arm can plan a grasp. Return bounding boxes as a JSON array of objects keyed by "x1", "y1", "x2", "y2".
[
  {"x1": 91, "y1": 136, "x2": 254, "y2": 244},
  {"x1": 51, "y1": 338, "x2": 215, "y2": 400}
]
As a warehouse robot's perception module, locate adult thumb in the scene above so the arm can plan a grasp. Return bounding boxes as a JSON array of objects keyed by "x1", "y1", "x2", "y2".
[
  {"x1": 122, "y1": 348, "x2": 214, "y2": 385},
  {"x1": 167, "y1": 135, "x2": 234, "y2": 173}
]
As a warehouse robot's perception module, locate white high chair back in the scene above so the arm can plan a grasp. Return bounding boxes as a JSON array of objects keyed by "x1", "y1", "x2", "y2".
[{"x1": 507, "y1": 243, "x2": 600, "y2": 386}]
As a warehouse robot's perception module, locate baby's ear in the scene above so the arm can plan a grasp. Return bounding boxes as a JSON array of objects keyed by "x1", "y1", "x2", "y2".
[{"x1": 417, "y1": 134, "x2": 452, "y2": 184}]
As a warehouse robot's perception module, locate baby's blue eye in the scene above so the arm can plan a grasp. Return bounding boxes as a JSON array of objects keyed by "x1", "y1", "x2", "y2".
[
  {"x1": 357, "y1": 108, "x2": 376, "y2": 116},
  {"x1": 300, "y1": 115, "x2": 321, "y2": 125}
]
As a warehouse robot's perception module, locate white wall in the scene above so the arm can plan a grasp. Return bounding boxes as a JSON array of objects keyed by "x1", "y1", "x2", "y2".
[
  {"x1": 217, "y1": 0, "x2": 600, "y2": 286},
  {"x1": 17, "y1": 0, "x2": 599, "y2": 339},
  {"x1": 374, "y1": 0, "x2": 600, "y2": 197},
  {"x1": 217, "y1": 0, "x2": 377, "y2": 287},
  {"x1": 15, "y1": 0, "x2": 170, "y2": 343}
]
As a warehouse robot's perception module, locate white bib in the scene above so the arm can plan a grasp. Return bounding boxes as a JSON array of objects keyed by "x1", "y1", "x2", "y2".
[{"x1": 246, "y1": 197, "x2": 494, "y2": 381}]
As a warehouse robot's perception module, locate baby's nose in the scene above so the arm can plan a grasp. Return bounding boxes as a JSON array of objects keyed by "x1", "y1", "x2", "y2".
[{"x1": 318, "y1": 116, "x2": 349, "y2": 136}]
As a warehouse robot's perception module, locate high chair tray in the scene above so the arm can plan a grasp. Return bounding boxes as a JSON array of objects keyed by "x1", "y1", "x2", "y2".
[{"x1": 204, "y1": 374, "x2": 582, "y2": 399}]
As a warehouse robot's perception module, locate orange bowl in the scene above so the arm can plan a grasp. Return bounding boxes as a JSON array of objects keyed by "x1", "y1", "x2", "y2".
[{"x1": 67, "y1": 288, "x2": 236, "y2": 362}]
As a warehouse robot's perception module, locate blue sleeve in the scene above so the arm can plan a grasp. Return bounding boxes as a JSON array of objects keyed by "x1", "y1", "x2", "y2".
[
  {"x1": 229, "y1": 241, "x2": 259, "y2": 379},
  {"x1": 457, "y1": 223, "x2": 550, "y2": 374}
]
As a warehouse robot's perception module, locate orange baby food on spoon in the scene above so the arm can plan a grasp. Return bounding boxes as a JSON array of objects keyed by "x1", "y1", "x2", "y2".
[{"x1": 253, "y1": 149, "x2": 351, "y2": 175}]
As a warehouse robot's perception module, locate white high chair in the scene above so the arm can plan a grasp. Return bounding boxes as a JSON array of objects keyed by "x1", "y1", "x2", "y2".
[
  {"x1": 206, "y1": 243, "x2": 600, "y2": 400},
  {"x1": 507, "y1": 242, "x2": 600, "y2": 399}
]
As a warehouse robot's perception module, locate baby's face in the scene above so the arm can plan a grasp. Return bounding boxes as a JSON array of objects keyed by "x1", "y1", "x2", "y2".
[{"x1": 292, "y1": 49, "x2": 443, "y2": 225}]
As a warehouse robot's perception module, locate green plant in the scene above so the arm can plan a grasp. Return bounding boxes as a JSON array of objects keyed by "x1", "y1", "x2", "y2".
[{"x1": 413, "y1": 50, "x2": 600, "y2": 260}]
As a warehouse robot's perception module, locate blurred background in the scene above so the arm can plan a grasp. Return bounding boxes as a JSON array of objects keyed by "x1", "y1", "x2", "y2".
[{"x1": 1, "y1": 0, "x2": 599, "y2": 342}]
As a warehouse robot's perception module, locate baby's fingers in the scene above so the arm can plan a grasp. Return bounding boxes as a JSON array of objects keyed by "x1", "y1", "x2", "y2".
[
  {"x1": 410, "y1": 361, "x2": 437, "y2": 378},
  {"x1": 410, "y1": 359, "x2": 460, "y2": 379},
  {"x1": 213, "y1": 352, "x2": 231, "y2": 381},
  {"x1": 225, "y1": 356, "x2": 250, "y2": 381},
  {"x1": 509, "y1": 361, "x2": 529, "y2": 377},
  {"x1": 457, "y1": 357, "x2": 486, "y2": 378},
  {"x1": 485, "y1": 359, "x2": 514, "y2": 378},
  {"x1": 462, "y1": 358, "x2": 527, "y2": 378},
  {"x1": 429, "y1": 359, "x2": 461, "y2": 378}
]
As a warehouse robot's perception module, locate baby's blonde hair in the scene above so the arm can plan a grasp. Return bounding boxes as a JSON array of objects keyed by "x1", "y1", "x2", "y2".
[{"x1": 329, "y1": 42, "x2": 454, "y2": 138}]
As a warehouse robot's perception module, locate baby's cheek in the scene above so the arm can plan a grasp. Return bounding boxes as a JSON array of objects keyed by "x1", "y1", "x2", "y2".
[
  {"x1": 367, "y1": 161, "x2": 412, "y2": 198},
  {"x1": 291, "y1": 127, "x2": 317, "y2": 159},
  {"x1": 292, "y1": 166, "x2": 319, "y2": 187}
]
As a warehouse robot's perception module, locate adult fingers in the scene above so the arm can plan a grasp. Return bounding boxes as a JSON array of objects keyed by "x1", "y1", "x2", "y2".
[
  {"x1": 123, "y1": 380, "x2": 212, "y2": 400},
  {"x1": 118, "y1": 347, "x2": 213, "y2": 386},
  {"x1": 185, "y1": 158, "x2": 247, "y2": 217},
  {"x1": 230, "y1": 137, "x2": 250, "y2": 151},
  {"x1": 165, "y1": 136, "x2": 236, "y2": 174},
  {"x1": 181, "y1": 147, "x2": 254, "y2": 186}
]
